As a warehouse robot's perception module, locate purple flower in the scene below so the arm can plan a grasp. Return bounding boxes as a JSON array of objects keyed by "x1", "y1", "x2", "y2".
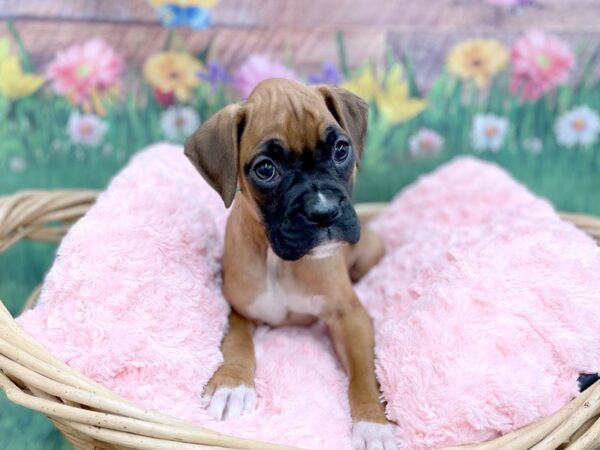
[
  {"x1": 307, "y1": 62, "x2": 343, "y2": 85},
  {"x1": 198, "y1": 60, "x2": 232, "y2": 90},
  {"x1": 233, "y1": 55, "x2": 299, "y2": 99}
]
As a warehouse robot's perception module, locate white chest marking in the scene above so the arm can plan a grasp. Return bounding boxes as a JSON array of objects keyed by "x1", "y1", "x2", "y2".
[{"x1": 247, "y1": 249, "x2": 325, "y2": 325}]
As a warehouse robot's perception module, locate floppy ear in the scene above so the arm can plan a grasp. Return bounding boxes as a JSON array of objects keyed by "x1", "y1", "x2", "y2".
[
  {"x1": 184, "y1": 104, "x2": 246, "y2": 208},
  {"x1": 314, "y1": 85, "x2": 368, "y2": 162}
]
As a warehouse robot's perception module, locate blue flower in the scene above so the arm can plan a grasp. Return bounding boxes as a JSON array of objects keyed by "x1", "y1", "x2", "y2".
[
  {"x1": 157, "y1": 4, "x2": 211, "y2": 30},
  {"x1": 307, "y1": 62, "x2": 343, "y2": 85}
]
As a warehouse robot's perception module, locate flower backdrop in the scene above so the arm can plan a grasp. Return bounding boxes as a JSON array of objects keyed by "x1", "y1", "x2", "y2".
[
  {"x1": 3, "y1": 25, "x2": 599, "y2": 213},
  {"x1": 1, "y1": 0, "x2": 600, "y2": 448}
]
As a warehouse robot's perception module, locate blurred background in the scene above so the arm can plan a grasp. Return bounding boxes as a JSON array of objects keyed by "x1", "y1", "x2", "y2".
[{"x1": 1, "y1": 0, "x2": 599, "y2": 448}]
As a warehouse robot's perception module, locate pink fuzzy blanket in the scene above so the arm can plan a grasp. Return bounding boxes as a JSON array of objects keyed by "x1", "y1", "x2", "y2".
[{"x1": 18, "y1": 144, "x2": 600, "y2": 449}]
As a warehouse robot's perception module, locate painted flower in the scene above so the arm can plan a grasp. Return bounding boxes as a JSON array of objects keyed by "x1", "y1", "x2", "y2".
[
  {"x1": 150, "y1": 0, "x2": 219, "y2": 7},
  {"x1": 308, "y1": 62, "x2": 343, "y2": 85},
  {"x1": 447, "y1": 39, "x2": 509, "y2": 88},
  {"x1": 341, "y1": 66, "x2": 377, "y2": 102},
  {"x1": 523, "y1": 137, "x2": 543, "y2": 154},
  {"x1": 510, "y1": 30, "x2": 575, "y2": 101},
  {"x1": 233, "y1": 55, "x2": 299, "y2": 99},
  {"x1": 156, "y1": 4, "x2": 211, "y2": 29},
  {"x1": 342, "y1": 65, "x2": 427, "y2": 124},
  {"x1": 143, "y1": 52, "x2": 203, "y2": 102},
  {"x1": 471, "y1": 114, "x2": 509, "y2": 152},
  {"x1": 0, "y1": 55, "x2": 45, "y2": 100},
  {"x1": 8, "y1": 156, "x2": 26, "y2": 173},
  {"x1": 198, "y1": 60, "x2": 232, "y2": 90},
  {"x1": 153, "y1": 87, "x2": 175, "y2": 107},
  {"x1": 0, "y1": 39, "x2": 44, "y2": 100},
  {"x1": 555, "y1": 106, "x2": 600, "y2": 148},
  {"x1": 160, "y1": 106, "x2": 200, "y2": 141},
  {"x1": 46, "y1": 39, "x2": 123, "y2": 109},
  {"x1": 150, "y1": 0, "x2": 218, "y2": 29},
  {"x1": 67, "y1": 111, "x2": 108, "y2": 147},
  {"x1": 409, "y1": 128, "x2": 444, "y2": 158}
]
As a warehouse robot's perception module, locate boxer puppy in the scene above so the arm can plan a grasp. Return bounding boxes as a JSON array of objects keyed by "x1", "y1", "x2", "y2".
[{"x1": 185, "y1": 78, "x2": 396, "y2": 450}]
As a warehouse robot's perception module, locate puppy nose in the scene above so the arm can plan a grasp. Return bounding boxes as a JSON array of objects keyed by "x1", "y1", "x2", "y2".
[{"x1": 305, "y1": 194, "x2": 340, "y2": 227}]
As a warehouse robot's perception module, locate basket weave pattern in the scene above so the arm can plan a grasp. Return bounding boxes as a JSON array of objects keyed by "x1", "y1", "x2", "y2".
[{"x1": 1, "y1": 190, "x2": 600, "y2": 450}]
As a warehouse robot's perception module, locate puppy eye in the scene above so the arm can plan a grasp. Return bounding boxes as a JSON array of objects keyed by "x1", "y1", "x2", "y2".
[
  {"x1": 254, "y1": 160, "x2": 277, "y2": 181},
  {"x1": 333, "y1": 141, "x2": 350, "y2": 163}
]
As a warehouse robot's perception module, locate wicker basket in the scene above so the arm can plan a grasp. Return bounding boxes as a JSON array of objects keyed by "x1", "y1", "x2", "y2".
[{"x1": 1, "y1": 190, "x2": 600, "y2": 450}]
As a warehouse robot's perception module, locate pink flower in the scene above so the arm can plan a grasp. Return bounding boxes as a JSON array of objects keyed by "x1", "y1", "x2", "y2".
[
  {"x1": 46, "y1": 39, "x2": 123, "y2": 105},
  {"x1": 233, "y1": 55, "x2": 299, "y2": 99},
  {"x1": 510, "y1": 30, "x2": 575, "y2": 101},
  {"x1": 409, "y1": 128, "x2": 444, "y2": 158}
]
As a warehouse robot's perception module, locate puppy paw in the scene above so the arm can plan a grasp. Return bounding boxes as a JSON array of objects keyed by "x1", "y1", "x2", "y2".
[
  {"x1": 203, "y1": 385, "x2": 257, "y2": 420},
  {"x1": 351, "y1": 421, "x2": 398, "y2": 450}
]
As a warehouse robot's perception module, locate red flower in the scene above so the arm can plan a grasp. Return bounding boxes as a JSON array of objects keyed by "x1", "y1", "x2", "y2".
[{"x1": 153, "y1": 87, "x2": 175, "y2": 107}]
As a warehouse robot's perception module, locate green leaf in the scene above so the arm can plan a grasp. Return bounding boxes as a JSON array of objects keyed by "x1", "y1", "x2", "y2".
[
  {"x1": 196, "y1": 36, "x2": 215, "y2": 63},
  {"x1": 336, "y1": 31, "x2": 349, "y2": 77},
  {"x1": 5, "y1": 20, "x2": 33, "y2": 72},
  {"x1": 400, "y1": 49, "x2": 421, "y2": 97}
]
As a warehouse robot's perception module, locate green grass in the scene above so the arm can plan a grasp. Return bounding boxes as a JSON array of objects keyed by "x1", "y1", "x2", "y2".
[{"x1": 354, "y1": 70, "x2": 600, "y2": 215}]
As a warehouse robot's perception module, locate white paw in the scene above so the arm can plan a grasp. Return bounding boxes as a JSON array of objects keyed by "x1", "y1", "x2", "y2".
[
  {"x1": 352, "y1": 421, "x2": 398, "y2": 450},
  {"x1": 203, "y1": 385, "x2": 257, "y2": 420}
]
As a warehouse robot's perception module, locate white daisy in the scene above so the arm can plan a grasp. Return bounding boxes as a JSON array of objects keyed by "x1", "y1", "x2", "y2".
[
  {"x1": 67, "y1": 111, "x2": 108, "y2": 147},
  {"x1": 160, "y1": 106, "x2": 200, "y2": 142},
  {"x1": 8, "y1": 156, "x2": 26, "y2": 173},
  {"x1": 409, "y1": 128, "x2": 444, "y2": 158},
  {"x1": 471, "y1": 114, "x2": 509, "y2": 152},
  {"x1": 555, "y1": 105, "x2": 600, "y2": 148},
  {"x1": 523, "y1": 137, "x2": 543, "y2": 154}
]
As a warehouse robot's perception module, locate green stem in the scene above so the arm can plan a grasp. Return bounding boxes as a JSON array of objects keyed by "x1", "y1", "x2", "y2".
[
  {"x1": 163, "y1": 29, "x2": 176, "y2": 51},
  {"x1": 6, "y1": 20, "x2": 33, "y2": 71},
  {"x1": 336, "y1": 31, "x2": 349, "y2": 77}
]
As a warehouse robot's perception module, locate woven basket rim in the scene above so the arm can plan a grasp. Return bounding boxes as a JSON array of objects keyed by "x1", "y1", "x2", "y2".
[{"x1": 0, "y1": 189, "x2": 599, "y2": 450}]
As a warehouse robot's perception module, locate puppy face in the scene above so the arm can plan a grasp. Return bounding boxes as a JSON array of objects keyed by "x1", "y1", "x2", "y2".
[
  {"x1": 243, "y1": 125, "x2": 359, "y2": 260},
  {"x1": 185, "y1": 79, "x2": 368, "y2": 261}
]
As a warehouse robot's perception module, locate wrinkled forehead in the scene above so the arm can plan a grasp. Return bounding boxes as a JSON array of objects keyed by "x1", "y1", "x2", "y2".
[{"x1": 240, "y1": 81, "x2": 340, "y2": 157}]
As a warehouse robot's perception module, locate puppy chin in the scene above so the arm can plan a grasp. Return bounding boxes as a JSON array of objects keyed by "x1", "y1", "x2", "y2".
[{"x1": 307, "y1": 241, "x2": 343, "y2": 259}]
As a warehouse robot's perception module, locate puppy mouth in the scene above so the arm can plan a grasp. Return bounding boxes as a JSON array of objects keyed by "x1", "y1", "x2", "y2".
[
  {"x1": 263, "y1": 201, "x2": 360, "y2": 261},
  {"x1": 307, "y1": 241, "x2": 343, "y2": 259}
]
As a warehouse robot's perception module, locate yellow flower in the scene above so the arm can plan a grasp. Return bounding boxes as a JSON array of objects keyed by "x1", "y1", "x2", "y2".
[
  {"x1": 0, "y1": 38, "x2": 9, "y2": 62},
  {"x1": 342, "y1": 65, "x2": 427, "y2": 124},
  {"x1": 447, "y1": 39, "x2": 508, "y2": 88},
  {"x1": 143, "y1": 52, "x2": 203, "y2": 102},
  {"x1": 375, "y1": 65, "x2": 427, "y2": 124},
  {"x1": 0, "y1": 55, "x2": 45, "y2": 100},
  {"x1": 341, "y1": 67, "x2": 377, "y2": 102}
]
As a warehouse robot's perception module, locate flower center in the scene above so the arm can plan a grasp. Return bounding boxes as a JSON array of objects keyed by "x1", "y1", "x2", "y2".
[
  {"x1": 536, "y1": 54, "x2": 550, "y2": 70},
  {"x1": 76, "y1": 64, "x2": 91, "y2": 79},
  {"x1": 571, "y1": 118, "x2": 586, "y2": 131},
  {"x1": 79, "y1": 121, "x2": 94, "y2": 136},
  {"x1": 168, "y1": 71, "x2": 180, "y2": 80},
  {"x1": 485, "y1": 126, "x2": 499, "y2": 138},
  {"x1": 420, "y1": 138, "x2": 435, "y2": 150},
  {"x1": 174, "y1": 115, "x2": 186, "y2": 128},
  {"x1": 471, "y1": 58, "x2": 483, "y2": 68}
]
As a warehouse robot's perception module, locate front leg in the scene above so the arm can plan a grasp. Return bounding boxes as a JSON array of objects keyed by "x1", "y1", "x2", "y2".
[
  {"x1": 326, "y1": 298, "x2": 397, "y2": 450},
  {"x1": 203, "y1": 310, "x2": 257, "y2": 420}
]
